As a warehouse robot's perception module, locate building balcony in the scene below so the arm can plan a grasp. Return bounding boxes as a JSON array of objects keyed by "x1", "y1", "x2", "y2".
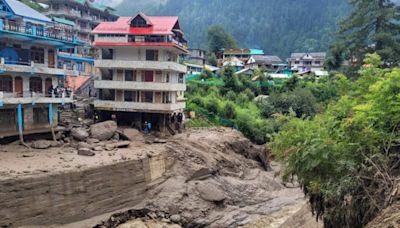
[
  {"x1": 0, "y1": 58, "x2": 80, "y2": 76},
  {"x1": 94, "y1": 80, "x2": 186, "y2": 91},
  {"x1": 94, "y1": 38, "x2": 188, "y2": 53},
  {"x1": 94, "y1": 100, "x2": 185, "y2": 113},
  {"x1": 95, "y1": 60, "x2": 187, "y2": 73},
  {"x1": 0, "y1": 91, "x2": 74, "y2": 105},
  {"x1": 47, "y1": 8, "x2": 81, "y2": 18},
  {"x1": 0, "y1": 21, "x2": 77, "y2": 45}
]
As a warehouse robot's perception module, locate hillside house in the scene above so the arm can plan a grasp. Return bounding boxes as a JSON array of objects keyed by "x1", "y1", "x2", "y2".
[{"x1": 287, "y1": 52, "x2": 326, "y2": 73}]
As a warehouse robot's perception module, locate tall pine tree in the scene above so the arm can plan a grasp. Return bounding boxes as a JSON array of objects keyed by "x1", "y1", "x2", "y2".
[{"x1": 330, "y1": 0, "x2": 400, "y2": 68}]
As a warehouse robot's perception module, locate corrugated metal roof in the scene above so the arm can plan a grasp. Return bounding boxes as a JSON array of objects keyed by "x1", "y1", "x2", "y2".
[
  {"x1": 92, "y1": 13, "x2": 179, "y2": 35},
  {"x1": 5, "y1": 0, "x2": 52, "y2": 22},
  {"x1": 223, "y1": 48, "x2": 264, "y2": 55},
  {"x1": 251, "y1": 55, "x2": 282, "y2": 64},
  {"x1": 290, "y1": 52, "x2": 326, "y2": 59}
]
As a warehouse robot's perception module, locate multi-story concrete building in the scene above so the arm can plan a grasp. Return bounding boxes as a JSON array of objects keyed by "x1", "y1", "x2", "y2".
[
  {"x1": 287, "y1": 52, "x2": 326, "y2": 73},
  {"x1": 36, "y1": 0, "x2": 118, "y2": 43},
  {"x1": 35, "y1": 0, "x2": 118, "y2": 91},
  {"x1": 0, "y1": 0, "x2": 84, "y2": 140},
  {"x1": 186, "y1": 48, "x2": 206, "y2": 65},
  {"x1": 92, "y1": 13, "x2": 188, "y2": 132}
]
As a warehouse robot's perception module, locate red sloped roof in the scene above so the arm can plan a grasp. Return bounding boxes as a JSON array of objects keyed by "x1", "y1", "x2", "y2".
[{"x1": 92, "y1": 13, "x2": 179, "y2": 35}]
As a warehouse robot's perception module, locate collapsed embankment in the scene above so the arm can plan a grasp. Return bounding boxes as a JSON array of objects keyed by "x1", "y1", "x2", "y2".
[
  {"x1": 0, "y1": 153, "x2": 167, "y2": 227},
  {"x1": 0, "y1": 128, "x2": 319, "y2": 227}
]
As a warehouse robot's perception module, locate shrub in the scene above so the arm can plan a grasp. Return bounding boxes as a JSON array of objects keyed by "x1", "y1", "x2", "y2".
[
  {"x1": 225, "y1": 91, "x2": 236, "y2": 101},
  {"x1": 206, "y1": 98, "x2": 219, "y2": 114},
  {"x1": 223, "y1": 101, "x2": 236, "y2": 119}
]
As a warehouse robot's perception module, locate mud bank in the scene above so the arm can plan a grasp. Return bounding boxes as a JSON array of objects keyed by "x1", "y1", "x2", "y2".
[
  {"x1": 0, "y1": 128, "x2": 318, "y2": 227},
  {"x1": 0, "y1": 153, "x2": 167, "y2": 227}
]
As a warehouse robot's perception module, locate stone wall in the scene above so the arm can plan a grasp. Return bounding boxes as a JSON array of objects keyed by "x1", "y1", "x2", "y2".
[{"x1": 0, "y1": 154, "x2": 167, "y2": 227}]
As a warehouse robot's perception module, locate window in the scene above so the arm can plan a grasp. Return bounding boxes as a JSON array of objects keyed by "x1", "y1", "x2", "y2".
[
  {"x1": 0, "y1": 76, "x2": 12, "y2": 92},
  {"x1": 0, "y1": 109, "x2": 16, "y2": 130},
  {"x1": 125, "y1": 70, "x2": 136, "y2": 81},
  {"x1": 142, "y1": 71, "x2": 154, "y2": 82},
  {"x1": 146, "y1": 50, "x2": 158, "y2": 61},
  {"x1": 30, "y1": 47, "x2": 44, "y2": 64},
  {"x1": 101, "y1": 49, "x2": 113, "y2": 60},
  {"x1": 165, "y1": 73, "x2": 170, "y2": 83},
  {"x1": 131, "y1": 15, "x2": 148, "y2": 28},
  {"x1": 30, "y1": 77, "x2": 42, "y2": 93},
  {"x1": 294, "y1": 61, "x2": 300, "y2": 64},
  {"x1": 99, "y1": 89, "x2": 115, "y2": 101},
  {"x1": 124, "y1": 91, "x2": 138, "y2": 102},
  {"x1": 304, "y1": 61, "x2": 312, "y2": 65},
  {"x1": 141, "y1": 91, "x2": 153, "y2": 103},
  {"x1": 178, "y1": 73, "x2": 184, "y2": 84},
  {"x1": 33, "y1": 107, "x2": 48, "y2": 125},
  {"x1": 315, "y1": 61, "x2": 321, "y2": 65},
  {"x1": 101, "y1": 69, "x2": 113, "y2": 80}
]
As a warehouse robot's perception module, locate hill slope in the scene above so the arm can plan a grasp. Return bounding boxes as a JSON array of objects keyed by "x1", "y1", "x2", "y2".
[{"x1": 115, "y1": 0, "x2": 350, "y2": 58}]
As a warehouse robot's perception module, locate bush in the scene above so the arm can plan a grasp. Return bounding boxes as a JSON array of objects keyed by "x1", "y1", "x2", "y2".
[
  {"x1": 257, "y1": 99, "x2": 275, "y2": 118},
  {"x1": 206, "y1": 99, "x2": 219, "y2": 114},
  {"x1": 223, "y1": 101, "x2": 236, "y2": 119},
  {"x1": 236, "y1": 92, "x2": 250, "y2": 106},
  {"x1": 225, "y1": 91, "x2": 236, "y2": 101}
]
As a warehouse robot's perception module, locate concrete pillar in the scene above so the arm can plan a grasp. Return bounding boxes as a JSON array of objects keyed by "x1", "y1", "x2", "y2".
[
  {"x1": 159, "y1": 113, "x2": 166, "y2": 136},
  {"x1": 23, "y1": 106, "x2": 33, "y2": 131}
]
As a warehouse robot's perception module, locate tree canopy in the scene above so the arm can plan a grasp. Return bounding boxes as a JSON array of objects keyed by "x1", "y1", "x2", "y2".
[
  {"x1": 328, "y1": 0, "x2": 400, "y2": 68},
  {"x1": 207, "y1": 25, "x2": 237, "y2": 53}
]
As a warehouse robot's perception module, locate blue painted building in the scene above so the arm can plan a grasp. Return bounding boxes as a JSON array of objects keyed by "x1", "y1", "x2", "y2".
[{"x1": 0, "y1": 0, "x2": 85, "y2": 140}]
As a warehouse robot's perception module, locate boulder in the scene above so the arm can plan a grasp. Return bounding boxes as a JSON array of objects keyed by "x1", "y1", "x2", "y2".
[
  {"x1": 71, "y1": 128, "x2": 89, "y2": 141},
  {"x1": 112, "y1": 132, "x2": 120, "y2": 141},
  {"x1": 115, "y1": 141, "x2": 131, "y2": 148},
  {"x1": 195, "y1": 180, "x2": 226, "y2": 202},
  {"x1": 78, "y1": 142, "x2": 94, "y2": 150},
  {"x1": 93, "y1": 146, "x2": 103, "y2": 151},
  {"x1": 86, "y1": 138, "x2": 100, "y2": 144},
  {"x1": 78, "y1": 148, "x2": 95, "y2": 156},
  {"x1": 31, "y1": 140, "x2": 52, "y2": 149},
  {"x1": 105, "y1": 144, "x2": 116, "y2": 151},
  {"x1": 90, "y1": 121, "x2": 117, "y2": 141},
  {"x1": 121, "y1": 128, "x2": 145, "y2": 142},
  {"x1": 170, "y1": 214, "x2": 181, "y2": 223}
]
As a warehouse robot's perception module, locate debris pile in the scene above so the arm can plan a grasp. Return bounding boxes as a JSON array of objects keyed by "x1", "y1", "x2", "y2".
[{"x1": 96, "y1": 128, "x2": 308, "y2": 227}]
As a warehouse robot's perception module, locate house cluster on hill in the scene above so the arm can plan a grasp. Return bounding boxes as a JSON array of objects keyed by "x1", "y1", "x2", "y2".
[{"x1": 184, "y1": 47, "x2": 327, "y2": 78}]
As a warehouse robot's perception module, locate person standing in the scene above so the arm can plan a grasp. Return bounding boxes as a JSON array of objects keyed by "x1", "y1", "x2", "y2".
[{"x1": 144, "y1": 121, "x2": 149, "y2": 134}]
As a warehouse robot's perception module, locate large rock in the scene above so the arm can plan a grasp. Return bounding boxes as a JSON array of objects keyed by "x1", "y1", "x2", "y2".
[
  {"x1": 115, "y1": 141, "x2": 131, "y2": 148},
  {"x1": 195, "y1": 180, "x2": 226, "y2": 203},
  {"x1": 78, "y1": 148, "x2": 95, "y2": 156},
  {"x1": 121, "y1": 128, "x2": 145, "y2": 142},
  {"x1": 71, "y1": 128, "x2": 89, "y2": 141},
  {"x1": 90, "y1": 121, "x2": 117, "y2": 141},
  {"x1": 31, "y1": 140, "x2": 52, "y2": 149}
]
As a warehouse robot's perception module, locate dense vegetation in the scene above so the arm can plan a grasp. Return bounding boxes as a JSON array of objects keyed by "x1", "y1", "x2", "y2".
[
  {"x1": 185, "y1": 67, "x2": 338, "y2": 145},
  {"x1": 272, "y1": 54, "x2": 400, "y2": 227},
  {"x1": 115, "y1": 0, "x2": 350, "y2": 58},
  {"x1": 327, "y1": 0, "x2": 400, "y2": 70}
]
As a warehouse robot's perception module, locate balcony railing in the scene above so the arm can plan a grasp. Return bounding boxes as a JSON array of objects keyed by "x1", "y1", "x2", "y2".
[
  {"x1": 0, "y1": 58, "x2": 80, "y2": 76},
  {"x1": 0, "y1": 22, "x2": 75, "y2": 43},
  {"x1": 0, "y1": 90, "x2": 74, "y2": 104}
]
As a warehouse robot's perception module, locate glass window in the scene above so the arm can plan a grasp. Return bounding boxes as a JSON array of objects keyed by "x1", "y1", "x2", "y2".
[
  {"x1": 125, "y1": 70, "x2": 136, "y2": 81},
  {"x1": 29, "y1": 77, "x2": 42, "y2": 93},
  {"x1": 146, "y1": 50, "x2": 158, "y2": 61},
  {"x1": 141, "y1": 91, "x2": 153, "y2": 103},
  {"x1": 30, "y1": 47, "x2": 44, "y2": 64},
  {"x1": 0, "y1": 76, "x2": 12, "y2": 92}
]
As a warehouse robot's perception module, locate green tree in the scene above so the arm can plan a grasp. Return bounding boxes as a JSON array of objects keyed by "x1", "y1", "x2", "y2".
[
  {"x1": 207, "y1": 25, "x2": 237, "y2": 53},
  {"x1": 332, "y1": 0, "x2": 400, "y2": 67},
  {"x1": 207, "y1": 52, "x2": 218, "y2": 66}
]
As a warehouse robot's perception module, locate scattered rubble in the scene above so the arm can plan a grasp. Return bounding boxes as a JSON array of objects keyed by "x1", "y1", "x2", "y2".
[
  {"x1": 78, "y1": 148, "x2": 95, "y2": 156},
  {"x1": 31, "y1": 140, "x2": 53, "y2": 149},
  {"x1": 71, "y1": 128, "x2": 89, "y2": 141}
]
